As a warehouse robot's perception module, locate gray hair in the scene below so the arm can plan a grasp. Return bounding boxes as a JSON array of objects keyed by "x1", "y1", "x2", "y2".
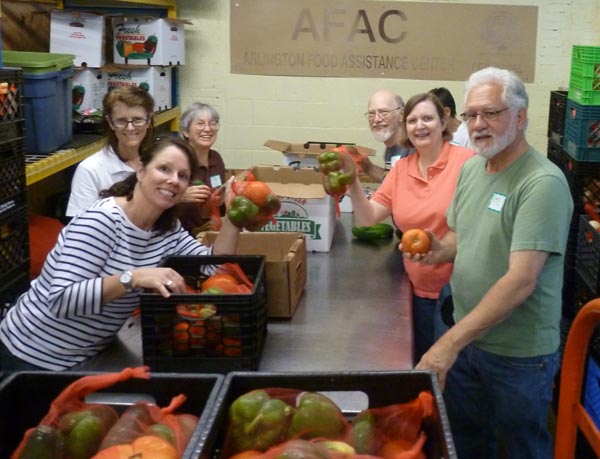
[
  {"x1": 393, "y1": 93, "x2": 405, "y2": 108},
  {"x1": 179, "y1": 102, "x2": 220, "y2": 138},
  {"x1": 464, "y1": 67, "x2": 528, "y2": 112}
]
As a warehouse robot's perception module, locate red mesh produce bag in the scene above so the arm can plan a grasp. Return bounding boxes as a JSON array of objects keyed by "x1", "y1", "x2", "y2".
[
  {"x1": 227, "y1": 170, "x2": 281, "y2": 232},
  {"x1": 346, "y1": 391, "x2": 435, "y2": 459},
  {"x1": 98, "y1": 393, "x2": 198, "y2": 457},
  {"x1": 11, "y1": 366, "x2": 150, "y2": 459},
  {"x1": 221, "y1": 389, "x2": 434, "y2": 459},
  {"x1": 201, "y1": 263, "x2": 254, "y2": 293},
  {"x1": 221, "y1": 388, "x2": 352, "y2": 459}
]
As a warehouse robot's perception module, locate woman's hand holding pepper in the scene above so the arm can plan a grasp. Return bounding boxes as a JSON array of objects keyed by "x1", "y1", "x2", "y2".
[{"x1": 182, "y1": 182, "x2": 212, "y2": 204}]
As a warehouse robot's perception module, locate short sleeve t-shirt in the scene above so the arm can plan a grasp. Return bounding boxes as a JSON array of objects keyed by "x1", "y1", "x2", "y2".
[
  {"x1": 447, "y1": 147, "x2": 573, "y2": 357},
  {"x1": 373, "y1": 141, "x2": 474, "y2": 298}
]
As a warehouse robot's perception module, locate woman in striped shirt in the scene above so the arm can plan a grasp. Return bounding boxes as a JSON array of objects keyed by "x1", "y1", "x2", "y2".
[{"x1": 0, "y1": 137, "x2": 240, "y2": 372}]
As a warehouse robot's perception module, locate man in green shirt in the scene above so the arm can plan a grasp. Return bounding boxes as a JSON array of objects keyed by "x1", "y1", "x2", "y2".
[{"x1": 414, "y1": 67, "x2": 573, "y2": 459}]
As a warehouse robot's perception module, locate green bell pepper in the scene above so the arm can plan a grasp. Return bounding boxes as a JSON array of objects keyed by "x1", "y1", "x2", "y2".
[
  {"x1": 351, "y1": 223, "x2": 394, "y2": 241},
  {"x1": 228, "y1": 195, "x2": 260, "y2": 229},
  {"x1": 276, "y1": 439, "x2": 332, "y2": 459},
  {"x1": 317, "y1": 151, "x2": 343, "y2": 174},
  {"x1": 228, "y1": 389, "x2": 295, "y2": 452},
  {"x1": 348, "y1": 411, "x2": 376, "y2": 454},
  {"x1": 318, "y1": 150, "x2": 356, "y2": 197},
  {"x1": 287, "y1": 392, "x2": 346, "y2": 440}
]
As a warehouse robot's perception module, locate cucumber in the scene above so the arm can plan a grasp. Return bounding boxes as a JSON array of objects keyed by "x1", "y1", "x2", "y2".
[{"x1": 351, "y1": 223, "x2": 394, "y2": 240}]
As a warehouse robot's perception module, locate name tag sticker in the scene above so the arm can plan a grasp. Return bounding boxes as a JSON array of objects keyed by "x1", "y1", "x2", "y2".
[
  {"x1": 210, "y1": 175, "x2": 222, "y2": 188},
  {"x1": 488, "y1": 192, "x2": 507, "y2": 213}
]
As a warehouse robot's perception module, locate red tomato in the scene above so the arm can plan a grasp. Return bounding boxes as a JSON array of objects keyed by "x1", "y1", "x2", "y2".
[
  {"x1": 401, "y1": 229, "x2": 431, "y2": 255},
  {"x1": 241, "y1": 181, "x2": 272, "y2": 208}
]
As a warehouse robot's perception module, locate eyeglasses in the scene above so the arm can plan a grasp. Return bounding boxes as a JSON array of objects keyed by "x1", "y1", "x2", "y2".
[
  {"x1": 193, "y1": 121, "x2": 219, "y2": 130},
  {"x1": 365, "y1": 107, "x2": 401, "y2": 120},
  {"x1": 110, "y1": 117, "x2": 149, "y2": 129},
  {"x1": 460, "y1": 107, "x2": 509, "y2": 124}
]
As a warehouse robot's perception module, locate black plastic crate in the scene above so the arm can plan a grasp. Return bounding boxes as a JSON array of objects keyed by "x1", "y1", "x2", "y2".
[
  {"x1": 0, "y1": 205, "x2": 30, "y2": 287},
  {"x1": 563, "y1": 263, "x2": 580, "y2": 318},
  {"x1": 0, "y1": 271, "x2": 29, "y2": 322},
  {"x1": 576, "y1": 214, "x2": 600, "y2": 296},
  {"x1": 565, "y1": 213, "x2": 581, "y2": 268},
  {"x1": 140, "y1": 255, "x2": 267, "y2": 373},
  {"x1": 0, "y1": 120, "x2": 25, "y2": 159},
  {"x1": 547, "y1": 139, "x2": 600, "y2": 211},
  {"x1": 0, "y1": 68, "x2": 24, "y2": 124},
  {"x1": 0, "y1": 154, "x2": 26, "y2": 208},
  {"x1": 548, "y1": 90, "x2": 568, "y2": 144},
  {"x1": 0, "y1": 370, "x2": 224, "y2": 459},
  {"x1": 197, "y1": 371, "x2": 457, "y2": 459}
]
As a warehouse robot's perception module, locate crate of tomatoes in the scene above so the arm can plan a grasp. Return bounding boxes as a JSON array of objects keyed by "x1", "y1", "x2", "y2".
[
  {"x1": 140, "y1": 255, "x2": 267, "y2": 374},
  {"x1": 196, "y1": 371, "x2": 457, "y2": 459}
]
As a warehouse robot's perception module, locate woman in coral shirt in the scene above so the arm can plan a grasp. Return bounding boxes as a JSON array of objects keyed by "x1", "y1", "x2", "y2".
[{"x1": 347, "y1": 92, "x2": 475, "y2": 363}]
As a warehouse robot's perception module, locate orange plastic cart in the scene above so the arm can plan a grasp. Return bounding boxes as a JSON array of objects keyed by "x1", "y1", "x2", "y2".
[{"x1": 555, "y1": 298, "x2": 600, "y2": 457}]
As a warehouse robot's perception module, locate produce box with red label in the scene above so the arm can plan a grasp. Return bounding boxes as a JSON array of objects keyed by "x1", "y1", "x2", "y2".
[
  {"x1": 112, "y1": 17, "x2": 191, "y2": 66},
  {"x1": 50, "y1": 10, "x2": 106, "y2": 68}
]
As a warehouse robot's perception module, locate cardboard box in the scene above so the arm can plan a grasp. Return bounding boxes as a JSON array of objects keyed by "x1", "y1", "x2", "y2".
[
  {"x1": 112, "y1": 16, "x2": 189, "y2": 66},
  {"x1": 198, "y1": 232, "x2": 307, "y2": 319},
  {"x1": 265, "y1": 139, "x2": 376, "y2": 168},
  {"x1": 106, "y1": 66, "x2": 172, "y2": 110},
  {"x1": 250, "y1": 165, "x2": 336, "y2": 252},
  {"x1": 50, "y1": 10, "x2": 105, "y2": 68},
  {"x1": 72, "y1": 68, "x2": 107, "y2": 113}
]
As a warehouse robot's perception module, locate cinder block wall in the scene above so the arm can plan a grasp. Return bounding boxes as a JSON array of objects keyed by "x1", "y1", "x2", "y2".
[{"x1": 178, "y1": 0, "x2": 600, "y2": 170}]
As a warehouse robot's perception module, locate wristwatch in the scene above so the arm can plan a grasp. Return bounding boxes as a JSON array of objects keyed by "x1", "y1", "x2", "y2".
[{"x1": 119, "y1": 270, "x2": 134, "y2": 292}]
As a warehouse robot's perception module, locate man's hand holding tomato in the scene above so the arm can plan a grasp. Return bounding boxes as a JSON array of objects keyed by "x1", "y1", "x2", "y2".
[{"x1": 400, "y1": 229, "x2": 457, "y2": 266}]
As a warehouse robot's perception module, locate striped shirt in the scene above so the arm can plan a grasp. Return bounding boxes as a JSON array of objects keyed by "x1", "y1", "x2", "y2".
[{"x1": 0, "y1": 197, "x2": 212, "y2": 370}]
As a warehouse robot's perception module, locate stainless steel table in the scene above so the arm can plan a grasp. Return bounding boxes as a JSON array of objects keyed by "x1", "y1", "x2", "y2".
[
  {"x1": 83, "y1": 214, "x2": 413, "y2": 372},
  {"x1": 259, "y1": 214, "x2": 413, "y2": 371}
]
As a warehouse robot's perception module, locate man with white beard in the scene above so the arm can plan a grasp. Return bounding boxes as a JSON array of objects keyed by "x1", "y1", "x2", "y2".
[
  {"x1": 359, "y1": 89, "x2": 414, "y2": 182},
  {"x1": 411, "y1": 67, "x2": 573, "y2": 459}
]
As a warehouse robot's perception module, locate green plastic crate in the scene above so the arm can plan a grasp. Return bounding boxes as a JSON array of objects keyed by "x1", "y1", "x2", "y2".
[
  {"x1": 568, "y1": 56, "x2": 600, "y2": 105},
  {"x1": 572, "y1": 45, "x2": 600, "y2": 63},
  {"x1": 2, "y1": 50, "x2": 74, "y2": 75}
]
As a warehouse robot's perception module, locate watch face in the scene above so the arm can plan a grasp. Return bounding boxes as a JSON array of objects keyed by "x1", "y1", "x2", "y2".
[{"x1": 120, "y1": 271, "x2": 133, "y2": 290}]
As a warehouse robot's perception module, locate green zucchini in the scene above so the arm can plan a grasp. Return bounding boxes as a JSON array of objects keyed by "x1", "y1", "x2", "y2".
[{"x1": 351, "y1": 223, "x2": 394, "y2": 240}]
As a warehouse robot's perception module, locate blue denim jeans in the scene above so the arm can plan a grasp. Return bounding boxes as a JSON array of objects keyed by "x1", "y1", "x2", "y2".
[
  {"x1": 412, "y1": 294, "x2": 437, "y2": 364},
  {"x1": 443, "y1": 344, "x2": 559, "y2": 459}
]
